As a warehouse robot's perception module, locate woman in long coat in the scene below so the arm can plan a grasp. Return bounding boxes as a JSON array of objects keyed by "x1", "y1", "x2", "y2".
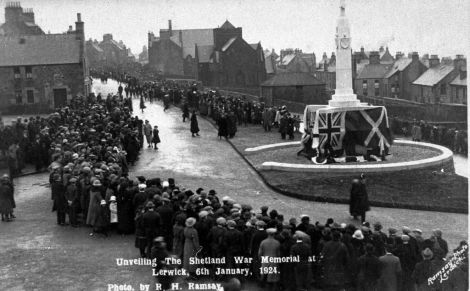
[
  {"x1": 152, "y1": 126, "x2": 160, "y2": 150},
  {"x1": 190, "y1": 111, "x2": 200, "y2": 137},
  {"x1": 0, "y1": 176, "x2": 14, "y2": 222},
  {"x1": 183, "y1": 217, "x2": 199, "y2": 276},
  {"x1": 218, "y1": 114, "x2": 228, "y2": 140},
  {"x1": 86, "y1": 179, "x2": 103, "y2": 228},
  {"x1": 349, "y1": 175, "x2": 370, "y2": 223}
]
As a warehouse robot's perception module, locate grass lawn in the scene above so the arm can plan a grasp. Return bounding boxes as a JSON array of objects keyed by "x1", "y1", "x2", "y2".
[{"x1": 224, "y1": 122, "x2": 468, "y2": 213}]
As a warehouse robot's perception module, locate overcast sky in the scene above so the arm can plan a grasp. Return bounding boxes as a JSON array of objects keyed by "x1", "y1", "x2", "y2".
[{"x1": 2, "y1": 0, "x2": 469, "y2": 58}]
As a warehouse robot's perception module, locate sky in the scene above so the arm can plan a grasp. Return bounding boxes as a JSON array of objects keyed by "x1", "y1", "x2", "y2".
[{"x1": 1, "y1": 0, "x2": 469, "y2": 58}]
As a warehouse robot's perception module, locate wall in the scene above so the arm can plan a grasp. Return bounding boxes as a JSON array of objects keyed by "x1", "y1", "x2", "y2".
[
  {"x1": 355, "y1": 78, "x2": 385, "y2": 98},
  {"x1": 0, "y1": 63, "x2": 85, "y2": 113},
  {"x1": 148, "y1": 39, "x2": 184, "y2": 76}
]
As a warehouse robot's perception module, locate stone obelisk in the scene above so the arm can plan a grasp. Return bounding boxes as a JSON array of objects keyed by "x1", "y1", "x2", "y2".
[{"x1": 329, "y1": 0, "x2": 361, "y2": 107}]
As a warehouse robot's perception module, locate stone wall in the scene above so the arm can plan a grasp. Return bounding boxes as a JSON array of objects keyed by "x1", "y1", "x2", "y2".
[{"x1": 0, "y1": 63, "x2": 85, "y2": 113}]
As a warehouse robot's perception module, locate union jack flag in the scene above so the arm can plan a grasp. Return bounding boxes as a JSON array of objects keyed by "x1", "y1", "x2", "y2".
[{"x1": 313, "y1": 111, "x2": 346, "y2": 151}]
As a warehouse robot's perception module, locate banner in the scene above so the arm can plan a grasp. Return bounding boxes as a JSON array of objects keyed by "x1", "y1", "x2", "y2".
[{"x1": 312, "y1": 106, "x2": 392, "y2": 156}]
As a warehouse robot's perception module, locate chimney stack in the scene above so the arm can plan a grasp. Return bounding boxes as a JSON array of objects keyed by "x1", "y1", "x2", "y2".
[
  {"x1": 379, "y1": 46, "x2": 384, "y2": 53},
  {"x1": 411, "y1": 52, "x2": 419, "y2": 62},
  {"x1": 429, "y1": 55, "x2": 440, "y2": 68},
  {"x1": 369, "y1": 51, "x2": 380, "y2": 64},
  {"x1": 168, "y1": 20, "x2": 172, "y2": 36},
  {"x1": 453, "y1": 55, "x2": 466, "y2": 72},
  {"x1": 395, "y1": 51, "x2": 403, "y2": 60}
]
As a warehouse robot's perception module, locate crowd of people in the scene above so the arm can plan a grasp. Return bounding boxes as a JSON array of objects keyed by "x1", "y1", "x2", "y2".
[
  {"x1": 102, "y1": 173, "x2": 466, "y2": 291},
  {"x1": 391, "y1": 117, "x2": 467, "y2": 155},
  {"x1": 0, "y1": 74, "x2": 467, "y2": 290}
]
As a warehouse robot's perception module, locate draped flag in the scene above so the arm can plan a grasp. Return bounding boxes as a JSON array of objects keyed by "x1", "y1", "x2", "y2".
[{"x1": 311, "y1": 106, "x2": 392, "y2": 156}]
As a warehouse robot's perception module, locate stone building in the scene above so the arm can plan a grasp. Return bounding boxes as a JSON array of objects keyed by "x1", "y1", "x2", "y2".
[
  {"x1": 354, "y1": 51, "x2": 392, "y2": 97},
  {"x1": 449, "y1": 64, "x2": 467, "y2": 104},
  {"x1": 411, "y1": 55, "x2": 465, "y2": 104},
  {"x1": 99, "y1": 34, "x2": 129, "y2": 67},
  {"x1": 278, "y1": 48, "x2": 316, "y2": 73},
  {"x1": 0, "y1": 2, "x2": 43, "y2": 36},
  {"x1": 86, "y1": 39, "x2": 105, "y2": 68},
  {"x1": 148, "y1": 20, "x2": 266, "y2": 87},
  {"x1": 382, "y1": 52, "x2": 427, "y2": 100},
  {"x1": 260, "y1": 72, "x2": 327, "y2": 110},
  {"x1": 0, "y1": 12, "x2": 89, "y2": 113}
]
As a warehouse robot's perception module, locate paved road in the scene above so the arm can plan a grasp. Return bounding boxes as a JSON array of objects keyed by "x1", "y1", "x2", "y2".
[
  {"x1": 94, "y1": 79, "x2": 467, "y2": 247},
  {"x1": 0, "y1": 79, "x2": 466, "y2": 290}
]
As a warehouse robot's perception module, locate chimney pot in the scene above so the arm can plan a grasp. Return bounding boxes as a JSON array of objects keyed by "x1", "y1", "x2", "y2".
[{"x1": 77, "y1": 13, "x2": 81, "y2": 22}]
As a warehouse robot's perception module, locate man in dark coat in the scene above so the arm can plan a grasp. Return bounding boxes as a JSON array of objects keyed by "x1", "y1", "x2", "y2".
[
  {"x1": 143, "y1": 201, "x2": 161, "y2": 257},
  {"x1": 0, "y1": 175, "x2": 14, "y2": 222},
  {"x1": 356, "y1": 243, "x2": 382, "y2": 291},
  {"x1": 218, "y1": 114, "x2": 228, "y2": 140},
  {"x1": 51, "y1": 174, "x2": 67, "y2": 225},
  {"x1": 349, "y1": 175, "x2": 370, "y2": 223},
  {"x1": 190, "y1": 111, "x2": 200, "y2": 137},
  {"x1": 290, "y1": 231, "x2": 312, "y2": 291},
  {"x1": 65, "y1": 177, "x2": 79, "y2": 227},
  {"x1": 251, "y1": 221, "x2": 268, "y2": 282},
  {"x1": 320, "y1": 230, "x2": 350, "y2": 290},
  {"x1": 156, "y1": 198, "x2": 174, "y2": 251},
  {"x1": 279, "y1": 114, "x2": 288, "y2": 140},
  {"x1": 222, "y1": 220, "x2": 245, "y2": 269}
]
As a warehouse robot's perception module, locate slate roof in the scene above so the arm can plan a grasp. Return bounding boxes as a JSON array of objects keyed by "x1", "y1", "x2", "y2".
[
  {"x1": 0, "y1": 34, "x2": 80, "y2": 66},
  {"x1": 300, "y1": 53, "x2": 315, "y2": 67},
  {"x1": 261, "y1": 72, "x2": 325, "y2": 87},
  {"x1": 221, "y1": 37, "x2": 237, "y2": 52},
  {"x1": 384, "y1": 58, "x2": 413, "y2": 79},
  {"x1": 169, "y1": 29, "x2": 214, "y2": 58},
  {"x1": 197, "y1": 45, "x2": 214, "y2": 63},
  {"x1": 220, "y1": 20, "x2": 236, "y2": 29},
  {"x1": 356, "y1": 63, "x2": 392, "y2": 79},
  {"x1": 412, "y1": 64, "x2": 454, "y2": 86},
  {"x1": 450, "y1": 73, "x2": 467, "y2": 86},
  {"x1": 249, "y1": 43, "x2": 259, "y2": 50},
  {"x1": 89, "y1": 42, "x2": 103, "y2": 52},
  {"x1": 280, "y1": 54, "x2": 296, "y2": 66}
]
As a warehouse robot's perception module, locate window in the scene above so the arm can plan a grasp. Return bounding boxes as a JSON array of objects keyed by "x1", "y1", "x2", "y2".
[
  {"x1": 26, "y1": 89, "x2": 34, "y2": 103},
  {"x1": 25, "y1": 66, "x2": 32, "y2": 79},
  {"x1": 13, "y1": 67, "x2": 20, "y2": 79},
  {"x1": 374, "y1": 80, "x2": 380, "y2": 96},
  {"x1": 15, "y1": 90, "x2": 22, "y2": 104},
  {"x1": 391, "y1": 84, "x2": 395, "y2": 93},
  {"x1": 440, "y1": 84, "x2": 446, "y2": 95},
  {"x1": 362, "y1": 80, "x2": 368, "y2": 96}
]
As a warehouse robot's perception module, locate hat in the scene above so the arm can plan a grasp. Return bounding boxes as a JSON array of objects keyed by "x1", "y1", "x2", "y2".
[
  {"x1": 203, "y1": 206, "x2": 213, "y2": 211},
  {"x1": 401, "y1": 235, "x2": 410, "y2": 243},
  {"x1": 110, "y1": 196, "x2": 116, "y2": 202},
  {"x1": 146, "y1": 201, "x2": 155, "y2": 208},
  {"x1": 100, "y1": 200, "x2": 106, "y2": 206},
  {"x1": 422, "y1": 248, "x2": 433, "y2": 259},
  {"x1": 266, "y1": 228, "x2": 277, "y2": 234},
  {"x1": 216, "y1": 217, "x2": 227, "y2": 225},
  {"x1": 69, "y1": 178, "x2": 77, "y2": 183},
  {"x1": 227, "y1": 220, "x2": 236, "y2": 228},
  {"x1": 353, "y1": 230, "x2": 364, "y2": 240},
  {"x1": 233, "y1": 203, "x2": 241, "y2": 209},
  {"x1": 138, "y1": 184, "x2": 147, "y2": 190},
  {"x1": 208, "y1": 190, "x2": 217, "y2": 195},
  {"x1": 402, "y1": 226, "x2": 411, "y2": 234},
  {"x1": 230, "y1": 208, "x2": 239, "y2": 214},
  {"x1": 432, "y1": 229, "x2": 442, "y2": 238},
  {"x1": 196, "y1": 187, "x2": 204, "y2": 194},
  {"x1": 222, "y1": 196, "x2": 230, "y2": 202},
  {"x1": 256, "y1": 220, "x2": 266, "y2": 228},
  {"x1": 92, "y1": 180, "x2": 102, "y2": 187},
  {"x1": 412, "y1": 229, "x2": 423, "y2": 234},
  {"x1": 300, "y1": 214, "x2": 309, "y2": 220},
  {"x1": 153, "y1": 236, "x2": 165, "y2": 243},
  {"x1": 373, "y1": 221, "x2": 382, "y2": 230},
  {"x1": 162, "y1": 181, "x2": 169, "y2": 187},
  {"x1": 199, "y1": 211, "x2": 209, "y2": 218},
  {"x1": 388, "y1": 227, "x2": 398, "y2": 235},
  {"x1": 261, "y1": 206, "x2": 269, "y2": 211},
  {"x1": 186, "y1": 217, "x2": 196, "y2": 227}
]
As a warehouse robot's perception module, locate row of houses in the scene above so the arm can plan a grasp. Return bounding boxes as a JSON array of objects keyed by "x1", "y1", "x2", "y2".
[
  {"x1": 86, "y1": 34, "x2": 136, "y2": 69},
  {"x1": 0, "y1": 2, "x2": 90, "y2": 113}
]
